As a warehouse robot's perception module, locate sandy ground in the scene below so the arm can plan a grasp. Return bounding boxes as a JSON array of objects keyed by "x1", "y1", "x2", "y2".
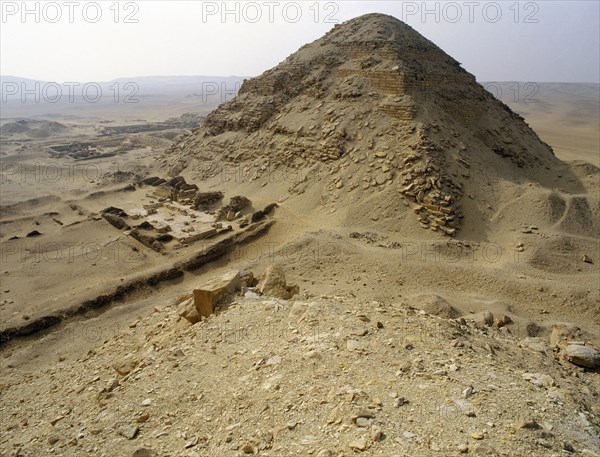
[
  {"x1": 0, "y1": 80, "x2": 598, "y2": 456},
  {"x1": 495, "y1": 82, "x2": 600, "y2": 167},
  {"x1": 1, "y1": 82, "x2": 598, "y2": 364}
]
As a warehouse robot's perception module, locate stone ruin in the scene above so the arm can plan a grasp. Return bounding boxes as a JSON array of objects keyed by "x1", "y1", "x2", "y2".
[{"x1": 100, "y1": 176, "x2": 278, "y2": 252}]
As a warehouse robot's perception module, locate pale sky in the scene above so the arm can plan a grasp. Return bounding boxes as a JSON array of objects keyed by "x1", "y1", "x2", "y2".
[{"x1": 1, "y1": 1, "x2": 598, "y2": 83}]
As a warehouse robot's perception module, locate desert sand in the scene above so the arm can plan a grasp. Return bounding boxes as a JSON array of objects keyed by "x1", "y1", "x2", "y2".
[{"x1": 0, "y1": 13, "x2": 598, "y2": 457}]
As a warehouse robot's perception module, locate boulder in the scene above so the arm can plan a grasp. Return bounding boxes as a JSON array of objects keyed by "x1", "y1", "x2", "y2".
[
  {"x1": 263, "y1": 203, "x2": 279, "y2": 214},
  {"x1": 177, "y1": 297, "x2": 201, "y2": 324},
  {"x1": 250, "y1": 203, "x2": 278, "y2": 223},
  {"x1": 416, "y1": 294, "x2": 461, "y2": 319},
  {"x1": 258, "y1": 264, "x2": 299, "y2": 299},
  {"x1": 550, "y1": 323, "x2": 582, "y2": 348},
  {"x1": 119, "y1": 425, "x2": 139, "y2": 440},
  {"x1": 519, "y1": 337, "x2": 550, "y2": 356},
  {"x1": 494, "y1": 314, "x2": 512, "y2": 328},
  {"x1": 112, "y1": 357, "x2": 138, "y2": 376},
  {"x1": 251, "y1": 210, "x2": 266, "y2": 223},
  {"x1": 465, "y1": 311, "x2": 494, "y2": 328},
  {"x1": 563, "y1": 344, "x2": 600, "y2": 368},
  {"x1": 240, "y1": 270, "x2": 258, "y2": 288},
  {"x1": 193, "y1": 271, "x2": 241, "y2": 317}
]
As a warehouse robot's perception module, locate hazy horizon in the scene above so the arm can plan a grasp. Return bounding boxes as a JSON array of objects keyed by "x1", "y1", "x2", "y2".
[
  {"x1": 3, "y1": 75, "x2": 600, "y2": 85},
  {"x1": 1, "y1": 1, "x2": 598, "y2": 84}
]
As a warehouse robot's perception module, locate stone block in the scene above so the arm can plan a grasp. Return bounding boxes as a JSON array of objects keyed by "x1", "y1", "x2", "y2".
[{"x1": 193, "y1": 271, "x2": 241, "y2": 317}]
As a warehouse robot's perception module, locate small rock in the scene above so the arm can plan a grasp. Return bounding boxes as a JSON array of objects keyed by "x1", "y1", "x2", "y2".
[
  {"x1": 494, "y1": 314, "x2": 512, "y2": 328},
  {"x1": 520, "y1": 337, "x2": 550, "y2": 355},
  {"x1": 457, "y1": 443, "x2": 468, "y2": 453},
  {"x1": 517, "y1": 418, "x2": 541, "y2": 430},
  {"x1": 112, "y1": 358, "x2": 138, "y2": 376},
  {"x1": 50, "y1": 416, "x2": 64, "y2": 426},
  {"x1": 356, "y1": 417, "x2": 371, "y2": 427},
  {"x1": 353, "y1": 409, "x2": 376, "y2": 421},
  {"x1": 465, "y1": 311, "x2": 494, "y2": 327},
  {"x1": 375, "y1": 174, "x2": 387, "y2": 185},
  {"x1": 563, "y1": 344, "x2": 600, "y2": 368},
  {"x1": 106, "y1": 378, "x2": 120, "y2": 392},
  {"x1": 522, "y1": 373, "x2": 555, "y2": 388},
  {"x1": 242, "y1": 443, "x2": 254, "y2": 454},
  {"x1": 257, "y1": 264, "x2": 299, "y2": 299},
  {"x1": 141, "y1": 398, "x2": 152, "y2": 406},
  {"x1": 132, "y1": 449, "x2": 157, "y2": 457},
  {"x1": 266, "y1": 355, "x2": 282, "y2": 366},
  {"x1": 371, "y1": 426, "x2": 385, "y2": 441},
  {"x1": 471, "y1": 443, "x2": 499, "y2": 455},
  {"x1": 582, "y1": 254, "x2": 593, "y2": 263},
  {"x1": 185, "y1": 436, "x2": 199, "y2": 448},
  {"x1": 550, "y1": 323, "x2": 581, "y2": 348},
  {"x1": 119, "y1": 425, "x2": 139, "y2": 440},
  {"x1": 286, "y1": 420, "x2": 297, "y2": 430},
  {"x1": 177, "y1": 297, "x2": 201, "y2": 324},
  {"x1": 417, "y1": 294, "x2": 461, "y2": 319},
  {"x1": 395, "y1": 397, "x2": 408, "y2": 407},
  {"x1": 349, "y1": 437, "x2": 367, "y2": 451},
  {"x1": 136, "y1": 413, "x2": 150, "y2": 423},
  {"x1": 346, "y1": 340, "x2": 364, "y2": 351}
]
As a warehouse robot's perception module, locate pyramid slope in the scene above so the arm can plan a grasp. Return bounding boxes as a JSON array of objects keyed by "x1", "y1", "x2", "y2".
[{"x1": 162, "y1": 13, "x2": 596, "y2": 238}]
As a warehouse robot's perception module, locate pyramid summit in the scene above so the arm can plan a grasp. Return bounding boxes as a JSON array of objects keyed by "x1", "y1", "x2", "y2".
[{"x1": 163, "y1": 13, "x2": 595, "y2": 238}]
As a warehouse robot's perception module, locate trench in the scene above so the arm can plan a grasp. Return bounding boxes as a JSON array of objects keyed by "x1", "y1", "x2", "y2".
[{"x1": 0, "y1": 220, "x2": 274, "y2": 346}]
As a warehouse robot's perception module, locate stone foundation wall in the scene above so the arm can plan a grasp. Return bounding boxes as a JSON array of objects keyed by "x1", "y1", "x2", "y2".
[{"x1": 378, "y1": 105, "x2": 414, "y2": 121}]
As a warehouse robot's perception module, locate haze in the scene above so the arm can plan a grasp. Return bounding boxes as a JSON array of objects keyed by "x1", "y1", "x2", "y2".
[{"x1": 1, "y1": 0, "x2": 599, "y2": 83}]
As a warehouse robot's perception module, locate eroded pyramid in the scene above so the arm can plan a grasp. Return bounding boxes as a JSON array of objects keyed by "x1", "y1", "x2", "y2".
[{"x1": 163, "y1": 13, "x2": 594, "y2": 238}]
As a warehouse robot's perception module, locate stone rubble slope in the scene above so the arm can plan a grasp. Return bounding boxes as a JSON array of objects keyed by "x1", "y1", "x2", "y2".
[{"x1": 1, "y1": 292, "x2": 599, "y2": 457}]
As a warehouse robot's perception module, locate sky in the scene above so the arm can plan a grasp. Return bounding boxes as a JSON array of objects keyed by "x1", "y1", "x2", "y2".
[{"x1": 1, "y1": 1, "x2": 599, "y2": 83}]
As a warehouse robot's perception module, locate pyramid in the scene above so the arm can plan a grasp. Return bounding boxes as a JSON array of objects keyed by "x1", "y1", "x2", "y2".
[{"x1": 163, "y1": 13, "x2": 586, "y2": 237}]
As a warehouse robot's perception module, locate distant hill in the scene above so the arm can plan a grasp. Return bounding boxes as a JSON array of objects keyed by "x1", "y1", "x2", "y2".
[{"x1": 0, "y1": 75, "x2": 247, "y2": 121}]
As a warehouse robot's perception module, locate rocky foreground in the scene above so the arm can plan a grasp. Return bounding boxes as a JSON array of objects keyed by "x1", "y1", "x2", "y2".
[{"x1": 1, "y1": 275, "x2": 599, "y2": 457}]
